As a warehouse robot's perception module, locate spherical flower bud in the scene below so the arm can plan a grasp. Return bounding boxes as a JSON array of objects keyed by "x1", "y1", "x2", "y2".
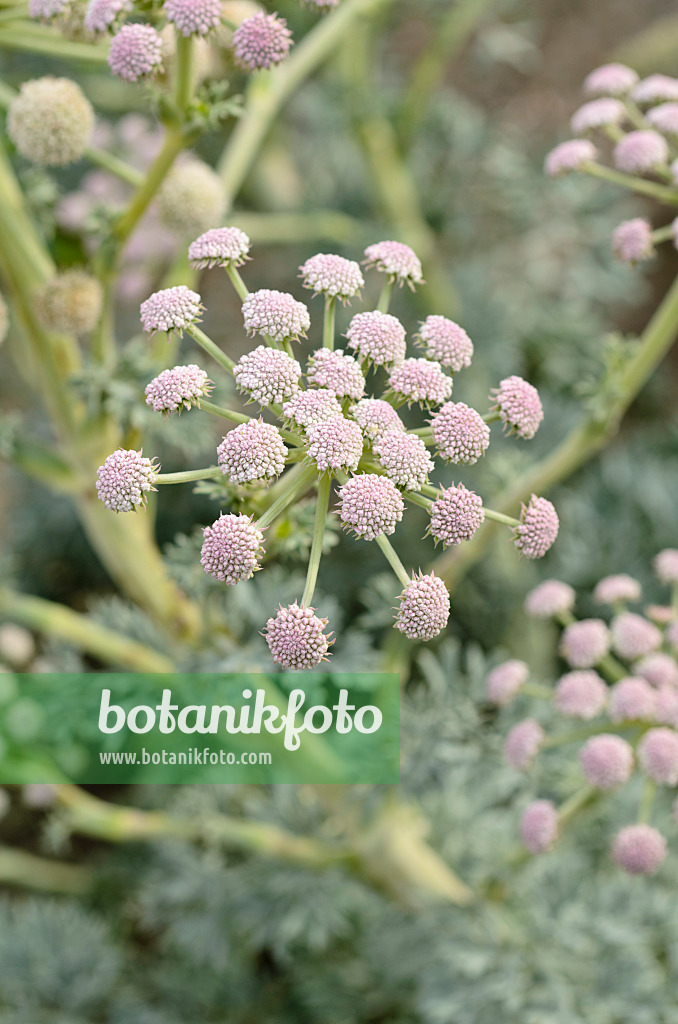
[
  {"x1": 282, "y1": 389, "x2": 342, "y2": 429},
  {"x1": 430, "y1": 402, "x2": 490, "y2": 465},
  {"x1": 583, "y1": 63, "x2": 639, "y2": 97},
  {"x1": 300, "y1": 253, "x2": 364, "y2": 300},
  {"x1": 520, "y1": 800, "x2": 558, "y2": 854},
  {"x1": 188, "y1": 226, "x2": 250, "y2": 269},
  {"x1": 108, "y1": 24, "x2": 163, "y2": 82},
  {"x1": 200, "y1": 513, "x2": 264, "y2": 584},
  {"x1": 638, "y1": 727, "x2": 678, "y2": 785},
  {"x1": 157, "y1": 160, "x2": 225, "y2": 239},
  {"x1": 580, "y1": 734, "x2": 633, "y2": 789},
  {"x1": 96, "y1": 448, "x2": 158, "y2": 512},
  {"x1": 345, "y1": 311, "x2": 406, "y2": 367},
  {"x1": 609, "y1": 676, "x2": 656, "y2": 723},
  {"x1": 654, "y1": 548, "x2": 678, "y2": 583},
  {"x1": 655, "y1": 686, "x2": 678, "y2": 728},
  {"x1": 350, "y1": 398, "x2": 405, "y2": 441},
  {"x1": 302, "y1": 0, "x2": 339, "y2": 8},
  {"x1": 388, "y1": 358, "x2": 452, "y2": 407},
  {"x1": 631, "y1": 74, "x2": 678, "y2": 105},
  {"x1": 524, "y1": 579, "x2": 576, "y2": 619},
  {"x1": 140, "y1": 285, "x2": 203, "y2": 335},
  {"x1": 338, "y1": 473, "x2": 404, "y2": 540},
  {"x1": 570, "y1": 98, "x2": 626, "y2": 134},
  {"x1": 560, "y1": 618, "x2": 611, "y2": 669},
  {"x1": 29, "y1": 0, "x2": 68, "y2": 19},
  {"x1": 555, "y1": 670, "x2": 607, "y2": 719},
  {"x1": 84, "y1": 0, "x2": 132, "y2": 32},
  {"x1": 612, "y1": 218, "x2": 654, "y2": 265},
  {"x1": 36, "y1": 271, "x2": 102, "y2": 334},
  {"x1": 264, "y1": 602, "x2": 332, "y2": 669},
  {"x1": 306, "y1": 415, "x2": 364, "y2": 474},
  {"x1": 485, "y1": 659, "x2": 528, "y2": 705},
  {"x1": 217, "y1": 419, "x2": 287, "y2": 485},
  {"x1": 232, "y1": 12, "x2": 292, "y2": 70},
  {"x1": 363, "y1": 240, "x2": 423, "y2": 287},
  {"x1": 415, "y1": 316, "x2": 473, "y2": 372},
  {"x1": 428, "y1": 483, "x2": 485, "y2": 547},
  {"x1": 504, "y1": 719, "x2": 544, "y2": 771},
  {"x1": 645, "y1": 604, "x2": 676, "y2": 625},
  {"x1": 646, "y1": 102, "x2": 678, "y2": 136},
  {"x1": 544, "y1": 139, "x2": 597, "y2": 177},
  {"x1": 233, "y1": 344, "x2": 301, "y2": 406},
  {"x1": 613, "y1": 130, "x2": 669, "y2": 173},
  {"x1": 163, "y1": 0, "x2": 221, "y2": 36},
  {"x1": 611, "y1": 612, "x2": 662, "y2": 660},
  {"x1": 242, "y1": 289, "x2": 311, "y2": 343},
  {"x1": 636, "y1": 653, "x2": 678, "y2": 689},
  {"x1": 145, "y1": 364, "x2": 211, "y2": 413},
  {"x1": 307, "y1": 348, "x2": 365, "y2": 400},
  {"x1": 491, "y1": 375, "x2": 543, "y2": 439},
  {"x1": 373, "y1": 431, "x2": 433, "y2": 491},
  {"x1": 8, "y1": 77, "x2": 94, "y2": 166},
  {"x1": 667, "y1": 620, "x2": 678, "y2": 650},
  {"x1": 593, "y1": 573, "x2": 642, "y2": 606},
  {"x1": 395, "y1": 571, "x2": 450, "y2": 641},
  {"x1": 513, "y1": 495, "x2": 559, "y2": 560},
  {"x1": 613, "y1": 824, "x2": 667, "y2": 875}
]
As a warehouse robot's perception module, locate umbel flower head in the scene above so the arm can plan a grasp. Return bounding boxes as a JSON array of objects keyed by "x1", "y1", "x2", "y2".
[
  {"x1": 108, "y1": 24, "x2": 163, "y2": 82},
  {"x1": 163, "y1": 0, "x2": 221, "y2": 36},
  {"x1": 120, "y1": 236, "x2": 555, "y2": 668},
  {"x1": 264, "y1": 603, "x2": 333, "y2": 669},
  {"x1": 157, "y1": 159, "x2": 225, "y2": 239},
  {"x1": 145, "y1": 364, "x2": 212, "y2": 413},
  {"x1": 29, "y1": 0, "x2": 69, "y2": 19},
  {"x1": 8, "y1": 77, "x2": 94, "y2": 166},
  {"x1": 232, "y1": 12, "x2": 293, "y2": 70},
  {"x1": 96, "y1": 449, "x2": 158, "y2": 513},
  {"x1": 613, "y1": 129, "x2": 669, "y2": 173},
  {"x1": 188, "y1": 227, "x2": 251, "y2": 269},
  {"x1": 201, "y1": 513, "x2": 264, "y2": 584},
  {"x1": 242, "y1": 289, "x2": 310, "y2": 343},
  {"x1": 300, "y1": 253, "x2": 364, "y2": 300},
  {"x1": 36, "y1": 271, "x2": 103, "y2": 335},
  {"x1": 84, "y1": 0, "x2": 132, "y2": 33},
  {"x1": 520, "y1": 800, "x2": 558, "y2": 854},
  {"x1": 486, "y1": 659, "x2": 528, "y2": 705},
  {"x1": 494, "y1": 550, "x2": 678, "y2": 873},
  {"x1": 544, "y1": 139, "x2": 597, "y2": 177},
  {"x1": 612, "y1": 218, "x2": 654, "y2": 265},
  {"x1": 491, "y1": 375, "x2": 543, "y2": 440},
  {"x1": 584, "y1": 63, "x2": 639, "y2": 96},
  {"x1": 140, "y1": 285, "x2": 203, "y2": 335}
]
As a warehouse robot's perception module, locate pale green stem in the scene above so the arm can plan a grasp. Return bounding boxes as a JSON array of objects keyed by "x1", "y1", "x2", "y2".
[
  {"x1": 375, "y1": 534, "x2": 411, "y2": 588},
  {"x1": 638, "y1": 779, "x2": 656, "y2": 823},
  {"x1": 0, "y1": 25, "x2": 109, "y2": 62},
  {"x1": 174, "y1": 33, "x2": 194, "y2": 112},
  {"x1": 0, "y1": 846, "x2": 91, "y2": 895},
  {"x1": 582, "y1": 161, "x2": 678, "y2": 205},
  {"x1": 404, "y1": 490, "x2": 430, "y2": 510},
  {"x1": 557, "y1": 786, "x2": 597, "y2": 826},
  {"x1": 323, "y1": 295, "x2": 336, "y2": 349},
  {"x1": 226, "y1": 264, "x2": 249, "y2": 299},
  {"x1": 652, "y1": 223, "x2": 675, "y2": 243},
  {"x1": 84, "y1": 147, "x2": 143, "y2": 186},
  {"x1": 377, "y1": 280, "x2": 394, "y2": 313},
  {"x1": 155, "y1": 466, "x2": 222, "y2": 485},
  {"x1": 543, "y1": 721, "x2": 636, "y2": 750},
  {"x1": 186, "y1": 323, "x2": 236, "y2": 373},
  {"x1": 484, "y1": 508, "x2": 520, "y2": 528},
  {"x1": 112, "y1": 128, "x2": 186, "y2": 247},
  {"x1": 521, "y1": 682, "x2": 552, "y2": 698},
  {"x1": 198, "y1": 399, "x2": 249, "y2": 424},
  {"x1": 596, "y1": 652, "x2": 628, "y2": 683},
  {"x1": 483, "y1": 411, "x2": 501, "y2": 424},
  {"x1": 301, "y1": 473, "x2": 332, "y2": 606},
  {"x1": 257, "y1": 463, "x2": 317, "y2": 530},
  {"x1": 0, "y1": 588, "x2": 175, "y2": 672},
  {"x1": 230, "y1": 209, "x2": 361, "y2": 246}
]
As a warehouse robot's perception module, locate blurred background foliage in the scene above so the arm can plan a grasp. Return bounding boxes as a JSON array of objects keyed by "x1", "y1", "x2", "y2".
[{"x1": 2, "y1": 0, "x2": 678, "y2": 1018}]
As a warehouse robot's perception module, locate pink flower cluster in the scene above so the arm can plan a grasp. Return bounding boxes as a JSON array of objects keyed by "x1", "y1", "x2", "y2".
[
  {"x1": 492, "y1": 550, "x2": 678, "y2": 875},
  {"x1": 99, "y1": 237, "x2": 555, "y2": 669}
]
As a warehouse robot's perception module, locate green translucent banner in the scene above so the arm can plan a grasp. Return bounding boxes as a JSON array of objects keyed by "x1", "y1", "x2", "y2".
[{"x1": 0, "y1": 672, "x2": 400, "y2": 783}]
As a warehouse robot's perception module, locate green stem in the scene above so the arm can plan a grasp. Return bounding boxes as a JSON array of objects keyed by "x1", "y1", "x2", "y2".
[
  {"x1": 0, "y1": 589, "x2": 175, "y2": 672},
  {"x1": 0, "y1": 25, "x2": 109, "y2": 63},
  {"x1": 199, "y1": 399, "x2": 249, "y2": 424},
  {"x1": 323, "y1": 295, "x2": 336, "y2": 349},
  {"x1": 651, "y1": 223, "x2": 675, "y2": 244},
  {"x1": 112, "y1": 128, "x2": 186, "y2": 247},
  {"x1": 257, "y1": 463, "x2": 317, "y2": 530},
  {"x1": 521, "y1": 682, "x2": 552, "y2": 698},
  {"x1": 582, "y1": 161, "x2": 678, "y2": 205},
  {"x1": 226, "y1": 264, "x2": 249, "y2": 299},
  {"x1": 186, "y1": 323, "x2": 236, "y2": 372},
  {"x1": 596, "y1": 652, "x2": 628, "y2": 683},
  {"x1": 377, "y1": 279, "x2": 394, "y2": 313},
  {"x1": 84, "y1": 147, "x2": 143, "y2": 186},
  {"x1": 557, "y1": 785, "x2": 597, "y2": 826},
  {"x1": 230, "y1": 209, "x2": 362, "y2": 246},
  {"x1": 155, "y1": 466, "x2": 222, "y2": 485},
  {"x1": 301, "y1": 473, "x2": 331, "y2": 606},
  {"x1": 0, "y1": 846, "x2": 91, "y2": 894},
  {"x1": 484, "y1": 508, "x2": 520, "y2": 528},
  {"x1": 174, "y1": 33, "x2": 194, "y2": 113},
  {"x1": 638, "y1": 779, "x2": 656, "y2": 823},
  {"x1": 375, "y1": 534, "x2": 410, "y2": 588},
  {"x1": 483, "y1": 411, "x2": 501, "y2": 424}
]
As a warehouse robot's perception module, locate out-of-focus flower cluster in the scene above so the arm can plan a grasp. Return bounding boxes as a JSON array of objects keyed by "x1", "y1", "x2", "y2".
[
  {"x1": 487, "y1": 550, "x2": 678, "y2": 875},
  {"x1": 97, "y1": 233, "x2": 558, "y2": 669},
  {"x1": 545, "y1": 63, "x2": 678, "y2": 266}
]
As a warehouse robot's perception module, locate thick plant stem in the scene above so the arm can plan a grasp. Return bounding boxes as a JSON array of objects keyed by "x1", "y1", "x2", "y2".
[
  {"x1": 375, "y1": 535, "x2": 410, "y2": 588},
  {"x1": 433, "y1": 270, "x2": 678, "y2": 587},
  {"x1": 226, "y1": 265, "x2": 249, "y2": 299},
  {"x1": 111, "y1": 128, "x2": 186, "y2": 248},
  {"x1": 377, "y1": 280, "x2": 394, "y2": 313},
  {"x1": 557, "y1": 785, "x2": 597, "y2": 826},
  {"x1": 174, "y1": 33, "x2": 194, "y2": 113},
  {"x1": 258, "y1": 463, "x2": 317, "y2": 530},
  {"x1": 323, "y1": 296, "x2": 336, "y2": 349},
  {"x1": 0, "y1": 846, "x2": 91, "y2": 894},
  {"x1": 186, "y1": 324, "x2": 236, "y2": 372},
  {"x1": 0, "y1": 24, "x2": 108, "y2": 62},
  {"x1": 84, "y1": 146, "x2": 143, "y2": 186},
  {"x1": 583, "y1": 161, "x2": 678, "y2": 205},
  {"x1": 156, "y1": 466, "x2": 222, "y2": 485},
  {"x1": 218, "y1": 0, "x2": 395, "y2": 203},
  {"x1": 199, "y1": 399, "x2": 249, "y2": 424},
  {"x1": 0, "y1": 588, "x2": 175, "y2": 671},
  {"x1": 301, "y1": 473, "x2": 331, "y2": 605}
]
